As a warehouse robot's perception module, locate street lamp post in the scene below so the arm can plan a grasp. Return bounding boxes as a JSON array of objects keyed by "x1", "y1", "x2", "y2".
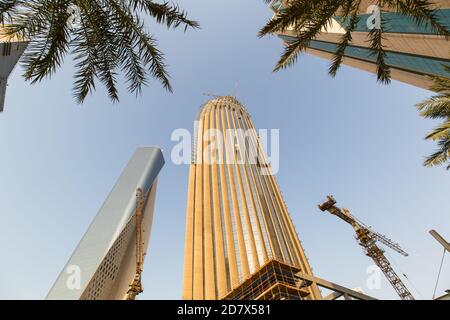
[{"x1": 429, "y1": 230, "x2": 449, "y2": 299}]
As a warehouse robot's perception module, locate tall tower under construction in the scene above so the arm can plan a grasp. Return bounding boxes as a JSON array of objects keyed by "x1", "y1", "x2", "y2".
[{"x1": 182, "y1": 96, "x2": 321, "y2": 300}]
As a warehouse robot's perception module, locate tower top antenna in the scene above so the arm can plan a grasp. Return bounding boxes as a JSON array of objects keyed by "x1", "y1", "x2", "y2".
[{"x1": 232, "y1": 82, "x2": 239, "y2": 98}]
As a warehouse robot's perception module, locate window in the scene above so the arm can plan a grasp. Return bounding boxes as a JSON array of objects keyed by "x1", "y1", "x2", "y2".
[{"x1": 2, "y1": 42, "x2": 11, "y2": 56}]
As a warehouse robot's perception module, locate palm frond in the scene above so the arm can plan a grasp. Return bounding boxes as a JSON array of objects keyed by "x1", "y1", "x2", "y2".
[
  {"x1": 417, "y1": 97, "x2": 450, "y2": 119},
  {"x1": 418, "y1": 67, "x2": 450, "y2": 169},
  {"x1": 428, "y1": 68, "x2": 450, "y2": 93},
  {"x1": 259, "y1": 0, "x2": 326, "y2": 37},
  {"x1": 129, "y1": 0, "x2": 200, "y2": 31},
  {"x1": 261, "y1": 0, "x2": 449, "y2": 84},
  {"x1": 0, "y1": 0, "x2": 22, "y2": 26},
  {"x1": 329, "y1": 0, "x2": 361, "y2": 77},
  {"x1": 0, "y1": 0, "x2": 198, "y2": 103},
  {"x1": 273, "y1": 0, "x2": 344, "y2": 71},
  {"x1": 424, "y1": 122, "x2": 450, "y2": 141},
  {"x1": 423, "y1": 138, "x2": 450, "y2": 168},
  {"x1": 392, "y1": 0, "x2": 450, "y2": 37},
  {"x1": 367, "y1": 15, "x2": 391, "y2": 84}
]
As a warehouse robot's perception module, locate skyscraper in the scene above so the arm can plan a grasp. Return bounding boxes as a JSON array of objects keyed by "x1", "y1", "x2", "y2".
[
  {"x1": 182, "y1": 96, "x2": 321, "y2": 300},
  {"x1": 269, "y1": 0, "x2": 450, "y2": 89},
  {"x1": 47, "y1": 147, "x2": 164, "y2": 300},
  {"x1": 0, "y1": 28, "x2": 28, "y2": 112}
]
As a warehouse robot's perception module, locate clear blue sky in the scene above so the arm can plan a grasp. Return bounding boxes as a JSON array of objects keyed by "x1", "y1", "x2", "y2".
[{"x1": 0, "y1": 1, "x2": 448, "y2": 300}]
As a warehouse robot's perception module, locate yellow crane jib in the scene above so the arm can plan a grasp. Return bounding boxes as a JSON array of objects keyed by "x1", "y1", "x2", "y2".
[
  {"x1": 318, "y1": 195, "x2": 414, "y2": 300},
  {"x1": 125, "y1": 188, "x2": 145, "y2": 300}
]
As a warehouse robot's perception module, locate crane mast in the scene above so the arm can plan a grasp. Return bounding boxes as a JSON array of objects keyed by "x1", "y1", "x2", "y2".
[
  {"x1": 125, "y1": 188, "x2": 145, "y2": 300},
  {"x1": 318, "y1": 195, "x2": 414, "y2": 300}
]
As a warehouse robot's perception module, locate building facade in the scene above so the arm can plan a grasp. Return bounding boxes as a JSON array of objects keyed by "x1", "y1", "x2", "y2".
[
  {"x1": 269, "y1": 0, "x2": 450, "y2": 89},
  {"x1": 182, "y1": 96, "x2": 321, "y2": 300},
  {"x1": 46, "y1": 147, "x2": 164, "y2": 300},
  {"x1": 435, "y1": 290, "x2": 450, "y2": 300},
  {"x1": 0, "y1": 28, "x2": 28, "y2": 112}
]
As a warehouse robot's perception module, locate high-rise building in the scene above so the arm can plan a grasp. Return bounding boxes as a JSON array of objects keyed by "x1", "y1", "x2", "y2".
[
  {"x1": 47, "y1": 147, "x2": 164, "y2": 300},
  {"x1": 0, "y1": 28, "x2": 28, "y2": 112},
  {"x1": 182, "y1": 96, "x2": 321, "y2": 300},
  {"x1": 269, "y1": 0, "x2": 450, "y2": 89}
]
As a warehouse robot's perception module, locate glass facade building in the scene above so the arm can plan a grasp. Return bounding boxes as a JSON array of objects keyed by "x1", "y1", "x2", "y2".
[
  {"x1": 46, "y1": 147, "x2": 164, "y2": 300},
  {"x1": 269, "y1": 0, "x2": 450, "y2": 89},
  {"x1": 182, "y1": 97, "x2": 321, "y2": 300}
]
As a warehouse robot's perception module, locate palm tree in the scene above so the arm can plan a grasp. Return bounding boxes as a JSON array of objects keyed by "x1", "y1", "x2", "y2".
[
  {"x1": 0, "y1": 0, "x2": 199, "y2": 103},
  {"x1": 260, "y1": 0, "x2": 449, "y2": 84},
  {"x1": 417, "y1": 65, "x2": 450, "y2": 169}
]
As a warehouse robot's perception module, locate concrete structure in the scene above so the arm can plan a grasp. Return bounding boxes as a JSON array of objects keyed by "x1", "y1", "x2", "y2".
[
  {"x1": 182, "y1": 96, "x2": 321, "y2": 300},
  {"x1": 0, "y1": 29, "x2": 27, "y2": 112},
  {"x1": 46, "y1": 147, "x2": 164, "y2": 300},
  {"x1": 435, "y1": 290, "x2": 450, "y2": 300},
  {"x1": 269, "y1": 0, "x2": 450, "y2": 89}
]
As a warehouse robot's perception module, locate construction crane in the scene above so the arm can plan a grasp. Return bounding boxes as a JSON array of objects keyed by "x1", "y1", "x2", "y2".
[
  {"x1": 125, "y1": 188, "x2": 145, "y2": 300},
  {"x1": 318, "y1": 195, "x2": 414, "y2": 300}
]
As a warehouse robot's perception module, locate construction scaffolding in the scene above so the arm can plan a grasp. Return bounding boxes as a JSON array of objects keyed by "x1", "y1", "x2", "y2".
[
  {"x1": 222, "y1": 259, "x2": 375, "y2": 300},
  {"x1": 222, "y1": 260, "x2": 310, "y2": 300}
]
